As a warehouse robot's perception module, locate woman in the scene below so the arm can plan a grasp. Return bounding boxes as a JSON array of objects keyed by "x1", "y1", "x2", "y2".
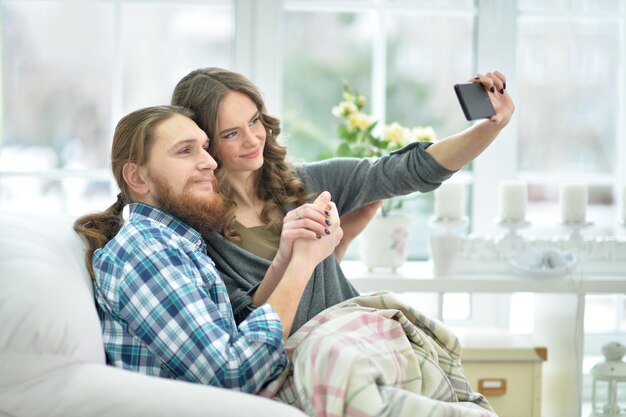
[{"x1": 171, "y1": 67, "x2": 514, "y2": 332}]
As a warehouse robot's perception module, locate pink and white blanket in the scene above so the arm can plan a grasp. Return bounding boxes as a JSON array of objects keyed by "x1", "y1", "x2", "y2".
[{"x1": 260, "y1": 292, "x2": 498, "y2": 417}]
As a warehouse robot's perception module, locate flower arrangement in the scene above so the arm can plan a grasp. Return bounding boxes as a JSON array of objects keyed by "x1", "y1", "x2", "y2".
[{"x1": 329, "y1": 81, "x2": 437, "y2": 216}]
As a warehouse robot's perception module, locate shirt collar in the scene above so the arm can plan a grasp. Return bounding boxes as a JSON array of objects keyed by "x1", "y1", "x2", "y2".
[{"x1": 128, "y1": 202, "x2": 205, "y2": 250}]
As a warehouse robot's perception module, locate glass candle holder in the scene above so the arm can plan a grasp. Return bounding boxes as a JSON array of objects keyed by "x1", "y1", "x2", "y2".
[{"x1": 495, "y1": 218, "x2": 531, "y2": 258}]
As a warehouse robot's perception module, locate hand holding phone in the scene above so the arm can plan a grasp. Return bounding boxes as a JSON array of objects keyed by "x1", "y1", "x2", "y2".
[{"x1": 454, "y1": 82, "x2": 496, "y2": 121}]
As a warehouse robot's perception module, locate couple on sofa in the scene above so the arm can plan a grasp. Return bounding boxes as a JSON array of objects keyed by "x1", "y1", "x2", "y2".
[{"x1": 74, "y1": 67, "x2": 513, "y2": 416}]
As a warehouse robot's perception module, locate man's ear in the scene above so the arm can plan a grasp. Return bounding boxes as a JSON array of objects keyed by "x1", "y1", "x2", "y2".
[{"x1": 122, "y1": 162, "x2": 150, "y2": 197}]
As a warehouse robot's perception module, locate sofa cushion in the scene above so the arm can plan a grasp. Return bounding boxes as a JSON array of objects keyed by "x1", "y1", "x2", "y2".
[{"x1": 0, "y1": 211, "x2": 105, "y2": 375}]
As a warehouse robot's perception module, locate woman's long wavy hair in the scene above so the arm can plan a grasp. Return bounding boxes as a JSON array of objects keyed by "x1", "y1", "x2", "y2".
[
  {"x1": 74, "y1": 105, "x2": 194, "y2": 279},
  {"x1": 171, "y1": 67, "x2": 311, "y2": 242}
]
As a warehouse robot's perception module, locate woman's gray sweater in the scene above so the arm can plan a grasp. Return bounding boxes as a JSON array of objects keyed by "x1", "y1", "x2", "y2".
[{"x1": 204, "y1": 141, "x2": 455, "y2": 333}]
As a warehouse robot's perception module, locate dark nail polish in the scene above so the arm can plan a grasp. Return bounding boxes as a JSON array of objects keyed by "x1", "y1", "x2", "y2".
[
  {"x1": 325, "y1": 219, "x2": 331, "y2": 226},
  {"x1": 324, "y1": 229, "x2": 331, "y2": 235},
  {"x1": 474, "y1": 75, "x2": 480, "y2": 80},
  {"x1": 499, "y1": 88, "x2": 504, "y2": 94},
  {"x1": 503, "y1": 82, "x2": 506, "y2": 90},
  {"x1": 490, "y1": 86, "x2": 495, "y2": 93},
  {"x1": 316, "y1": 233, "x2": 321, "y2": 239},
  {"x1": 324, "y1": 210, "x2": 330, "y2": 217}
]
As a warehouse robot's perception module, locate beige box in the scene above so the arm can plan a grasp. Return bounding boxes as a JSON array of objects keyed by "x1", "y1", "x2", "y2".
[{"x1": 461, "y1": 346, "x2": 547, "y2": 417}]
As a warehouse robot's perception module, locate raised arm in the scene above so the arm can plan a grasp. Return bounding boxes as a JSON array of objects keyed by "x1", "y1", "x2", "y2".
[{"x1": 426, "y1": 71, "x2": 515, "y2": 171}]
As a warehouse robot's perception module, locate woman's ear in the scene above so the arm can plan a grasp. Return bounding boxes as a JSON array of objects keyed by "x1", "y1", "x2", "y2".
[{"x1": 122, "y1": 162, "x2": 150, "y2": 197}]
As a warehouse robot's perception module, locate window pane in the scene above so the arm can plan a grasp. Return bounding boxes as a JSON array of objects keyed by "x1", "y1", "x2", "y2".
[
  {"x1": 0, "y1": 176, "x2": 113, "y2": 215},
  {"x1": 121, "y1": 2, "x2": 234, "y2": 112},
  {"x1": 282, "y1": 9, "x2": 475, "y2": 260},
  {"x1": 584, "y1": 294, "x2": 617, "y2": 333},
  {"x1": 385, "y1": 11, "x2": 474, "y2": 259},
  {"x1": 386, "y1": 12, "x2": 474, "y2": 139},
  {"x1": 517, "y1": 17, "x2": 619, "y2": 174},
  {"x1": 282, "y1": 11, "x2": 374, "y2": 161},
  {"x1": 2, "y1": 1, "x2": 114, "y2": 170},
  {"x1": 443, "y1": 293, "x2": 470, "y2": 321},
  {"x1": 510, "y1": 293, "x2": 535, "y2": 334},
  {"x1": 393, "y1": 292, "x2": 439, "y2": 318}
]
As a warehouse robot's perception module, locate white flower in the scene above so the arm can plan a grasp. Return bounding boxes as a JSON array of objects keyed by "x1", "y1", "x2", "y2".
[
  {"x1": 355, "y1": 94, "x2": 367, "y2": 108},
  {"x1": 332, "y1": 101, "x2": 358, "y2": 118},
  {"x1": 410, "y1": 126, "x2": 437, "y2": 142},
  {"x1": 383, "y1": 122, "x2": 410, "y2": 147},
  {"x1": 347, "y1": 112, "x2": 373, "y2": 131},
  {"x1": 342, "y1": 91, "x2": 355, "y2": 103}
]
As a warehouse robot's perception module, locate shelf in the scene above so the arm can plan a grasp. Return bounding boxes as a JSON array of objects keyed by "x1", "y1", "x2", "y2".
[{"x1": 342, "y1": 261, "x2": 626, "y2": 294}]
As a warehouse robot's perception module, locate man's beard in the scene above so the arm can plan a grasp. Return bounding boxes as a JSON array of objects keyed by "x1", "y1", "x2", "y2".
[{"x1": 150, "y1": 173, "x2": 225, "y2": 238}]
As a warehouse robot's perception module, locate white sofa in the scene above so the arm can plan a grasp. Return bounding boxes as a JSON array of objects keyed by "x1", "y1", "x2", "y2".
[{"x1": 0, "y1": 211, "x2": 306, "y2": 417}]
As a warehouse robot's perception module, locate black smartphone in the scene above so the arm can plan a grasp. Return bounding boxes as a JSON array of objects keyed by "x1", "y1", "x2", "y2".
[{"x1": 454, "y1": 82, "x2": 496, "y2": 121}]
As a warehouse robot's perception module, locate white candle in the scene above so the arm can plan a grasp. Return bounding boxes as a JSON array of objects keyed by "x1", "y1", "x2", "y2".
[
  {"x1": 498, "y1": 181, "x2": 527, "y2": 222},
  {"x1": 434, "y1": 182, "x2": 466, "y2": 220},
  {"x1": 560, "y1": 184, "x2": 588, "y2": 223}
]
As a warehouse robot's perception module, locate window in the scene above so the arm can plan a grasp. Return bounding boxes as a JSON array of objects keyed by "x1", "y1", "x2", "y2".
[
  {"x1": 8, "y1": 1, "x2": 623, "y2": 249},
  {"x1": 282, "y1": 1, "x2": 476, "y2": 260},
  {"x1": 1, "y1": 1, "x2": 115, "y2": 212},
  {"x1": 0, "y1": 0, "x2": 234, "y2": 214},
  {"x1": 282, "y1": 9, "x2": 374, "y2": 162},
  {"x1": 121, "y1": 3, "x2": 234, "y2": 112},
  {"x1": 517, "y1": 1, "x2": 623, "y2": 237}
]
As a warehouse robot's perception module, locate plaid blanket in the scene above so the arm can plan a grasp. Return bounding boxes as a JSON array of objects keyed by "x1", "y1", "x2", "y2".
[{"x1": 260, "y1": 292, "x2": 497, "y2": 417}]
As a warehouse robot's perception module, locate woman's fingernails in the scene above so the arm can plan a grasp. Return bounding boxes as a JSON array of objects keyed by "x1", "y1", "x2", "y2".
[
  {"x1": 324, "y1": 210, "x2": 330, "y2": 217},
  {"x1": 503, "y1": 82, "x2": 506, "y2": 90},
  {"x1": 325, "y1": 219, "x2": 332, "y2": 226},
  {"x1": 316, "y1": 233, "x2": 321, "y2": 239},
  {"x1": 474, "y1": 74, "x2": 480, "y2": 80},
  {"x1": 490, "y1": 86, "x2": 495, "y2": 93},
  {"x1": 499, "y1": 88, "x2": 504, "y2": 94},
  {"x1": 325, "y1": 229, "x2": 331, "y2": 235}
]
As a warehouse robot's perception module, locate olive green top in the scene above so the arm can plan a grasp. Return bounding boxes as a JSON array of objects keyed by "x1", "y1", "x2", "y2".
[{"x1": 233, "y1": 221, "x2": 280, "y2": 261}]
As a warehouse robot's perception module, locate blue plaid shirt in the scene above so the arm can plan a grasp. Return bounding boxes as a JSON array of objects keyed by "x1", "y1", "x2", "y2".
[{"x1": 92, "y1": 203, "x2": 287, "y2": 393}]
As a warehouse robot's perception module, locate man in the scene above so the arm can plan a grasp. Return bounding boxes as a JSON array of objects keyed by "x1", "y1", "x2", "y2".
[{"x1": 74, "y1": 105, "x2": 342, "y2": 394}]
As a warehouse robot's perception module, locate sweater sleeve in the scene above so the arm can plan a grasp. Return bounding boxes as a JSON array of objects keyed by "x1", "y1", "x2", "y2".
[{"x1": 296, "y1": 141, "x2": 456, "y2": 215}]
